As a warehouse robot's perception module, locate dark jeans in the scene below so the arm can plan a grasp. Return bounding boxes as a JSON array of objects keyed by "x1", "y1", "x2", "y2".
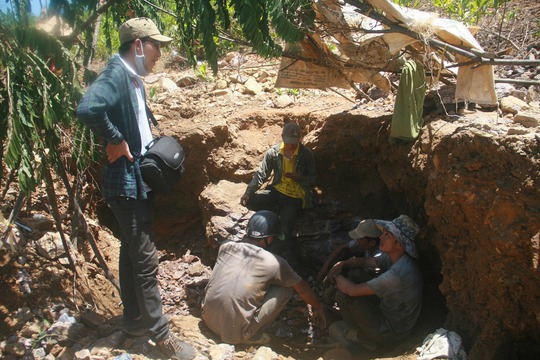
[
  {"x1": 246, "y1": 187, "x2": 303, "y2": 265},
  {"x1": 106, "y1": 194, "x2": 169, "y2": 342},
  {"x1": 246, "y1": 186, "x2": 302, "y2": 240},
  {"x1": 336, "y1": 269, "x2": 398, "y2": 346}
]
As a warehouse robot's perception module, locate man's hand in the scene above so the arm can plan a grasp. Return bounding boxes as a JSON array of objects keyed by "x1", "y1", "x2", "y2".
[
  {"x1": 324, "y1": 261, "x2": 345, "y2": 287},
  {"x1": 106, "y1": 140, "x2": 133, "y2": 164},
  {"x1": 240, "y1": 193, "x2": 250, "y2": 206},
  {"x1": 311, "y1": 306, "x2": 327, "y2": 329}
]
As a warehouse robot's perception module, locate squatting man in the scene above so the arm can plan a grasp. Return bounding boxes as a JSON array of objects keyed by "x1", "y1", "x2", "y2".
[
  {"x1": 240, "y1": 122, "x2": 316, "y2": 268},
  {"x1": 201, "y1": 210, "x2": 327, "y2": 344}
]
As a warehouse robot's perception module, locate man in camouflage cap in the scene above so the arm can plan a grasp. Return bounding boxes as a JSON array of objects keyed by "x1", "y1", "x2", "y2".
[{"x1": 325, "y1": 215, "x2": 422, "y2": 353}]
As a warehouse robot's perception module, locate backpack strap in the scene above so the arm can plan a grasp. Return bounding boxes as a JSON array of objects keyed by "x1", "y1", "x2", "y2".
[{"x1": 146, "y1": 104, "x2": 162, "y2": 133}]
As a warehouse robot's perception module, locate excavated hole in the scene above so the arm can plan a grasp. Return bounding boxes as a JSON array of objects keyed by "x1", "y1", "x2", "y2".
[{"x1": 93, "y1": 111, "x2": 450, "y2": 357}]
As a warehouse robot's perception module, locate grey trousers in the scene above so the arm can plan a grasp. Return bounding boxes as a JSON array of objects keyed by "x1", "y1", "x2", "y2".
[
  {"x1": 244, "y1": 285, "x2": 293, "y2": 341},
  {"x1": 335, "y1": 269, "x2": 400, "y2": 346}
]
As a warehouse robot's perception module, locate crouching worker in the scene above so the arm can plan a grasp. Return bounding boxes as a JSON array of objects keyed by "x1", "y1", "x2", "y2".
[
  {"x1": 317, "y1": 218, "x2": 383, "y2": 282},
  {"x1": 201, "y1": 210, "x2": 326, "y2": 345},
  {"x1": 325, "y1": 215, "x2": 422, "y2": 353}
]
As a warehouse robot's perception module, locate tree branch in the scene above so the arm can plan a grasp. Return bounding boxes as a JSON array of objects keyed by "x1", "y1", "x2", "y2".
[
  {"x1": 56, "y1": 159, "x2": 120, "y2": 292},
  {"x1": 141, "y1": 0, "x2": 175, "y2": 17},
  {"x1": 65, "y1": 0, "x2": 120, "y2": 45}
]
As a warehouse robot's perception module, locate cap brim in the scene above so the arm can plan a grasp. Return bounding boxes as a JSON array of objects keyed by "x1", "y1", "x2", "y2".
[
  {"x1": 282, "y1": 137, "x2": 299, "y2": 144},
  {"x1": 349, "y1": 219, "x2": 382, "y2": 239},
  {"x1": 149, "y1": 34, "x2": 173, "y2": 45},
  {"x1": 348, "y1": 229, "x2": 366, "y2": 239}
]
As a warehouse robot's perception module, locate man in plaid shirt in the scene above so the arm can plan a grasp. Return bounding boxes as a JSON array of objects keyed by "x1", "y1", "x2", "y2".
[{"x1": 77, "y1": 17, "x2": 196, "y2": 360}]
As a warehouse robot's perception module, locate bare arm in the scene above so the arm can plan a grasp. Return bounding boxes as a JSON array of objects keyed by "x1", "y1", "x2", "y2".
[
  {"x1": 317, "y1": 243, "x2": 348, "y2": 281},
  {"x1": 324, "y1": 257, "x2": 378, "y2": 286},
  {"x1": 293, "y1": 279, "x2": 327, "y2": 329},
  {"x1": 334, "y1": 274, "x2": 376, "y2": 297}
]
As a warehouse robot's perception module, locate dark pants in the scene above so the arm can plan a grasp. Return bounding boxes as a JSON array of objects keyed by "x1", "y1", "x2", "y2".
[
  {"x1": 246, "y1": 187, "x2": 303, "y2": 264},
  {"x1": 106, "y1": 194, "x2": 169, "y2": 342},
  {"x1": 336, "y1": 269, "x2": 398, "y2": 346},
  {"x1": 246, "y1": 186, "x2": 302, "y2": 240}
]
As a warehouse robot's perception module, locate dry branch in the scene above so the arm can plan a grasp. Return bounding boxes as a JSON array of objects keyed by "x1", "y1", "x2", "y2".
[
  {"x1": 65, "y1": 0, "x2": 120, "y2": 44},
  {"x1": 56, "y1": 161, "x2": 121, "y2": 292}
]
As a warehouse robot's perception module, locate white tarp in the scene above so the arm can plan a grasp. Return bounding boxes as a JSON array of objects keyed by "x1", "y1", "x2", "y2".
[{"x1": 276, "y1": 0, "x2": 497, "y2": 105}]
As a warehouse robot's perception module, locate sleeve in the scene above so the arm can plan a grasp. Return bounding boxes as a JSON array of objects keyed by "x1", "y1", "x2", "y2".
[
  {"x1": 272, "y1": 255, "x2": 302, "y2": 287},
  {"x1": 245, "y1": 148, "x2": 275, "y2": 196},
  {"x1": 367, "y1": 268, "x2": 401, "y2": 298},
  {"x1": 76, "y1": 66, "x2": 125, "y2": 145},
  {"x1": 299, "y1": 146, "x2": 316, "y2": 187}
]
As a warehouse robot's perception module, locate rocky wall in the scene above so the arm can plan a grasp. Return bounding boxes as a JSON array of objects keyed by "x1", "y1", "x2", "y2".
[
  {"x1": 155, "y1": 107, "x2": 540, "y2": 358},
  {"x1": 316, "y1": 115, "x2": 540, "y2": 358},
  {"x1": 422, "y1": 121, "x2": 540, "y2": 358}
]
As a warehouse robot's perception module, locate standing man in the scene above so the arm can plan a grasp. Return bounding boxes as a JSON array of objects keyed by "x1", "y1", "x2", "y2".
[
  {"x1": 77, "y1": 18, "x2": 196, "y2": 360},
  {"x1": 325, "y1": 215, "x2": 422, "y2": 352},
  {"x1": 201, "y1": 210, "x2": 326, "y2": 345},
  {"x1": 240, "y1": 123, "x2": 316, "y2": 263}
]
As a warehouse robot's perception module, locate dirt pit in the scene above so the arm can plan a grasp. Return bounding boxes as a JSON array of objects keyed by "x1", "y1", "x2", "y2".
[
  {"x1": 2, "y1": 1, "x2": 540, "y2": 357},
  {"x1": 2, "y1": 72, "x2": 538, "y2": 359}
]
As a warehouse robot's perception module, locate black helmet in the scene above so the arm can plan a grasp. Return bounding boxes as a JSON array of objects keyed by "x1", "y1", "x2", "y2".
[{"x1": 246, "y1": 210, "x2": 284, "y2": 240}]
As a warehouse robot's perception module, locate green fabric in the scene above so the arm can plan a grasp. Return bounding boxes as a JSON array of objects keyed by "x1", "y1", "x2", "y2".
[{"x1": 391, "y1": 60, "x2": 426, "y2": 141}]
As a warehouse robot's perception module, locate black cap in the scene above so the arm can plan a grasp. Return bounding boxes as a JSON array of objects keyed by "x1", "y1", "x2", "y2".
[
  {"x1": 246, "y1": 210, "x2": 285, "y2": 240},
  {"x1": 282, "y1": 123, "x2": 301, "y2": 144}
]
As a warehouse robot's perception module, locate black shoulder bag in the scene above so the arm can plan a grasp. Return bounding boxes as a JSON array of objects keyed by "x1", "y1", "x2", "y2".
[{"x1": 139, "y1": 107, "x2": 185, "y2": 194}]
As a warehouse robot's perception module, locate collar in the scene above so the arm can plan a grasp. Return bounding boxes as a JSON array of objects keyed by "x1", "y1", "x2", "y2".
[
  {"x1": 279, "y1": 142, "x2": 299, "y2": 156},
  {"x1": 116, "y1": 54, "x2": 139, "y2": 79}
]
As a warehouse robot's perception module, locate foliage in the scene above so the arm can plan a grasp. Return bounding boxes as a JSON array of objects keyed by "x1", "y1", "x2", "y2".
[
  {"x1": 88, "y1": 1, "x2": 316, "y2": 74},
  {"x1": 94, "y1": 11, "x2": 121, "y2": 61},
  {"x1": 31, "y1": 319, "x2": 52, "y2": 349},
  {"x1": 173, "y1": 0, "x2": 315, "y2": 74},
  {"x1": 148, "y1": 85, "x2": 158, "y2": 100},
  {"x1": 287, "y1": 88, "x2": 299, "y2": 96},
  {"x1": 276, "y1": 87, "x2": 299, "y2": 97},
  {"x1": 392, "y1": 0, "x2": 422, "y2": 9},
  {"x1": 431, "y1": 0, "x2": 510, "y2": 25},
  {"x1": 194, "y1": 61, "x2": 209, "y2": 80},
  {"x1": 0, "y1": 0, "x2": 96, "y2": 195},
  {"x1": 0, "y1": 0, "x2": 317, "y2": 199}
]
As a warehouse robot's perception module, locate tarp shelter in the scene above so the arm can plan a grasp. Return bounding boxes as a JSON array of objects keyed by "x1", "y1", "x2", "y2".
[{"x1": 276, "y1": 0, "x2": 497, "y2": 105}]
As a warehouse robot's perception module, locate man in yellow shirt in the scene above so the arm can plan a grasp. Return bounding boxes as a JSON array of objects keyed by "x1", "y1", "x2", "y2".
[{"x1": 240, "y1": 123, "x2": 316, "y2": 266}]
